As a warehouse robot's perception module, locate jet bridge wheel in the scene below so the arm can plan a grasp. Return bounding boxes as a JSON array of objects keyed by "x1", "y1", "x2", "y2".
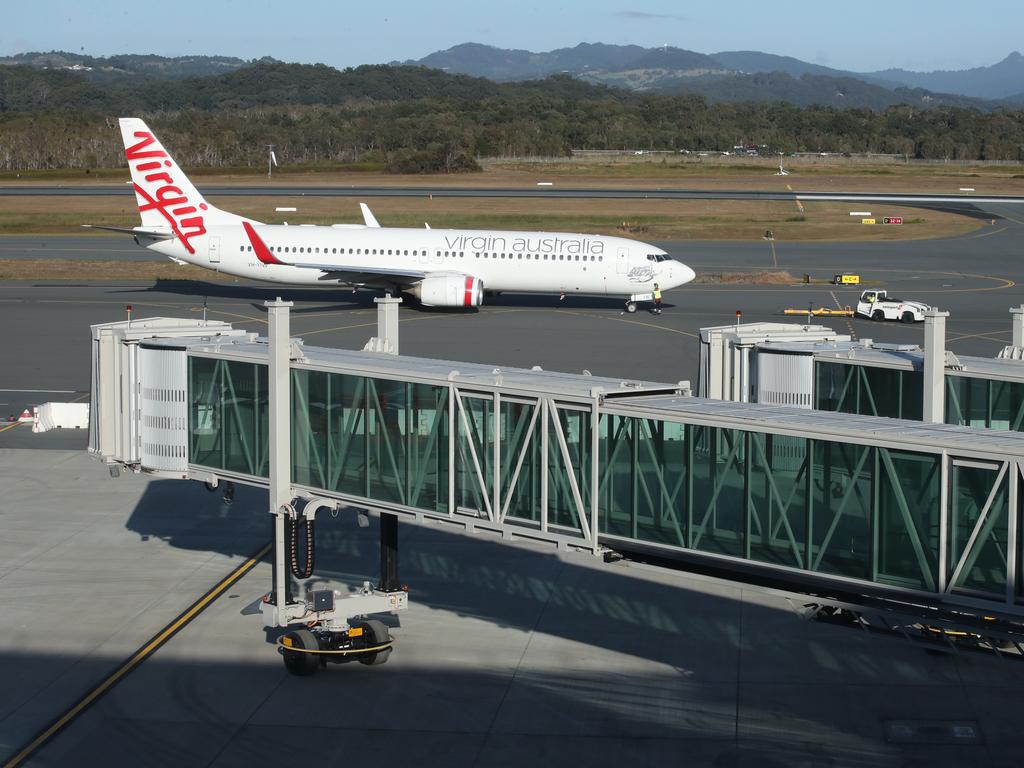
[
  {"x1": 355, "y1": 619, "x2": 393, "y2": 666},
  {"x1": 281, "y1": 628, "x2": 321, "y2": 676}
]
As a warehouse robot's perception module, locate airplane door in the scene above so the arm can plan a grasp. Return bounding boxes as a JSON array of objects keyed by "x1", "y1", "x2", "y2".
[
  {"x1": 616, "y1": 246, "x2": 629, "y2": 274},
  {"x1": 208, "y1": 236, "x2": 221, "y2": 264}
]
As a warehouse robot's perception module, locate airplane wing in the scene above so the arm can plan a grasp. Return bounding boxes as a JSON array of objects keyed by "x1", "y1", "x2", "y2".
[
  {"x1": 291, "y1": 261, "x2": 427, "y2": 282},
  {"x1": 243, "y1": 221, "x2": 426, "y2": 284},
  {"x1": 81, "y1": 224, "x2": 174, "y2": 240}
]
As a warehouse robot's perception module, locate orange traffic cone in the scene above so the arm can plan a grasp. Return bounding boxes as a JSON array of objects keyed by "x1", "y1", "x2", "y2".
[{"x1": 18, "y1": 409, "x2": 33, "y2": 423}]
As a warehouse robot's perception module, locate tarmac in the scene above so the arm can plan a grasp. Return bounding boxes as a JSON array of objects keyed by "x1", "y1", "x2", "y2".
[
  {"x1": 2, "y1": 449, "x2": 1023, "y2": 767},
  {"x1": 2, "y1": 200, "x2": 1024, "y2": 766}
]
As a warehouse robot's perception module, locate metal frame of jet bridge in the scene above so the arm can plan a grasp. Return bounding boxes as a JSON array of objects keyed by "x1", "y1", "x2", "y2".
[{"x1": 91, "y1": 308, "x2": 1024, "y2": 619}]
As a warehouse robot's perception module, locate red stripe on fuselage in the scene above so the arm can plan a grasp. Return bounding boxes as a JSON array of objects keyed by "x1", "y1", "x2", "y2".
[{"x1": 243, "y1": 221, "x2": 284, "y2": 265}]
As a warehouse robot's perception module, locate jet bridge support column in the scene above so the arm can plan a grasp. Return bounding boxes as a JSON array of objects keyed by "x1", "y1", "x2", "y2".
[
  {"x1": 265, "y1": 297, "x2": 300, "y2": 620},
  {"x1": 923, "y1": 309, "x2": 949, "y2": 424},
  {"x1": 1011, "y1": 305, "x2": 1024, "y2": 347},
  {"x1": 364, "y1": 295, "x2": 402, "y2": 354},
  {"x1": 379, "y1": 513, "x2": 400, "y2": 592}
]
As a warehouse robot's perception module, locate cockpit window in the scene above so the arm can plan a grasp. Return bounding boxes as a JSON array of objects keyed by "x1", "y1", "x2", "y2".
[{"x1": 647, "y1": 253, "x2": 672, "y2": 262}]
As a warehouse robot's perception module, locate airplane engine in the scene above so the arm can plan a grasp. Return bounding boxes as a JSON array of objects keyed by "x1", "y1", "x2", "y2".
[{"x1": 411, "y1": 274, "x2": 484, "y2": 308}]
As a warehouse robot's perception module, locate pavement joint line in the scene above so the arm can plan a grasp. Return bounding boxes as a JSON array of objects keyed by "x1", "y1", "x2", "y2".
[
  {"x1": 947, "y1": 331, "x2": 1013, "y2": 344},
  {"x1": 472, "y1": 558, "x2": 568, "y2": 765},
  {"x1": 0, "y1": 541, "x2": 272, "y2": 768}
]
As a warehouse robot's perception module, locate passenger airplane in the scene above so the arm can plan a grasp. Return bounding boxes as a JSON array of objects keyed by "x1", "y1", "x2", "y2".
[{"x1": 90, "y1": 118, "x2": 695, "y2": 310}]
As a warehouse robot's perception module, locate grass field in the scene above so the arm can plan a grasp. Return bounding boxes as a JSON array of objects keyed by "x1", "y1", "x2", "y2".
[
  {"x1": 0, "y1": 195, "x2": 985, "y2": 241},
  {"x1": 3, "y1": 154, "x2": 1023, "y2": 194}
]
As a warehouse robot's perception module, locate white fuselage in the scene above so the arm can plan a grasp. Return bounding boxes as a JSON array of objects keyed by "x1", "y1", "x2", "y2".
[{"x1": 145, "y1": 223, "x2": 694, "y2": 296}]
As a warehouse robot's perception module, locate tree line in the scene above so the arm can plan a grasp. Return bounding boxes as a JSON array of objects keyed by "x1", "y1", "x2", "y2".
[{"x1": 1, "y1": 62, "x2": 1023, "y2": 172}]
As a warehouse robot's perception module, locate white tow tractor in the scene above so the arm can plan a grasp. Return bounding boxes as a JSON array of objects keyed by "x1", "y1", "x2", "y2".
[{"x1": 855, "y1": 289, "x2": 931, "y2": 324}]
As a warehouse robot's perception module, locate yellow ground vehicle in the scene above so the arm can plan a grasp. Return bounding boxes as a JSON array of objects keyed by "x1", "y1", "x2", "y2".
[{"x1": 833, "y1": 274, "x2": 860, "y2": 285}]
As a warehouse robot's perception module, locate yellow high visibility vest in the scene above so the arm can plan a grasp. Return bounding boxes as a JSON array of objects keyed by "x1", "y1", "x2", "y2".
[{"x1": 653, "y1": 288, "x2": 662, "y2": 300}]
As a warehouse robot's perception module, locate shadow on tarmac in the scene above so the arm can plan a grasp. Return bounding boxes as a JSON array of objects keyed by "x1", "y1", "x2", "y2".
[
  {"x1": 1, "y1": 477, "x2": 1010, "y2": 767},
  {"x1": 134, "y1": 279, "x2": 664, "y2": 314}
]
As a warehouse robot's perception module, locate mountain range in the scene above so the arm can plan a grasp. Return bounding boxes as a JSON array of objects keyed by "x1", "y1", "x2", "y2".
[
  {"x1": 397, "y1": 43, "x2": 1024, "y2": 107},
  {"x1": 3, "y1": 45, "x2": 1023, "y2": 111}
]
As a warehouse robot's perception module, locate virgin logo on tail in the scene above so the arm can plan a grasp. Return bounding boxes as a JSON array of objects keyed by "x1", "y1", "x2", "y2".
[{"x1": 126, "y1": 131, "x2": 207, "y2": 254}]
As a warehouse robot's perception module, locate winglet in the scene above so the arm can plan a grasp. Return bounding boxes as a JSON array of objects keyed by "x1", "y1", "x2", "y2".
[
  {"x1": 243, "y1": 221, "x2": 284, "y2": 265},
  {"x1": 360, "y1": 203, "x2": 381, "y2": 228}
]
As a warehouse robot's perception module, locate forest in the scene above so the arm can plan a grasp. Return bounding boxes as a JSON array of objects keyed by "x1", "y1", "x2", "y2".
[{"x1": 2, "y1": 61, "x2": 1023, "y2": 172}]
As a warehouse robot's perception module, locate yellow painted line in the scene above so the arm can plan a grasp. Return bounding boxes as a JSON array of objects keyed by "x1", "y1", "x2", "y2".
[
  {"x1": 0, "y1": 541, "x2": 271, "y2": 768},
  {"x1": 966, "y1": 226, "x2": 1008, "y2": 239},
  {"x1": 694, "y1": 270, "x2": 1016, "y2": 294},
  {"x1": 299, "y1": 312, "x2": 447, "y2": 337},
  {"x1": 556, "y1": 308, "x2": 697, "y2": 337},
  {"x1": 997, "y1": 211, "x2": 1024, "y2": 226},
  {"x1": 0, "y1": 421, "x2": 22, "y2": 433},
  {"x1": 202, "y1": 307, "x2": 267, "y2": 324}
]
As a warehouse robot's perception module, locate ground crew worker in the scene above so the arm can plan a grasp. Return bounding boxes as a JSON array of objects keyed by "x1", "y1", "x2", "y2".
[{"x1": 652, "y1": 283, "x2": 662, "y2": 314}]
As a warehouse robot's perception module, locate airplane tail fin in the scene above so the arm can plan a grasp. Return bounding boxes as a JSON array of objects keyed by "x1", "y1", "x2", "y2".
[{"x1": 118, "y1": 118, "x2": 249, "y2": 252}]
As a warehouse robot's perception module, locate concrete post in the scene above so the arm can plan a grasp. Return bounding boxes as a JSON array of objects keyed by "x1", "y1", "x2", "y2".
[
  {"x1": 374, "y1": 295, "x2": 403, "y2": 355},
  {"x1": 266, "y1": 297, "x2": 293, "y2": 615},
  {"x1": 1011, "y1": 305, "x2": 1024, "y2": 347},
  {"x1": 923, "y1": 309, "x2": 949, "y2": 424}
]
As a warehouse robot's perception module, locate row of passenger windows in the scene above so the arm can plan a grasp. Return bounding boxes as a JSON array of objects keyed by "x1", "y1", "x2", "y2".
[
  {"x1": 240, "y1": 244, "x2": 604, "y2": 262},
  {"x1": 474, "y1": 252, "x2": 603, "y2": 261},
  {"x1": 240, "y1": 245, "x2": 430, "y2": 256}
]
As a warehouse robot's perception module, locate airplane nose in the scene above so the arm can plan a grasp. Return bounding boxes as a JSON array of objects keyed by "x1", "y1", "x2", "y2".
[{"x1": 677, "y1": 264, "x2": 696, "y2": 285}]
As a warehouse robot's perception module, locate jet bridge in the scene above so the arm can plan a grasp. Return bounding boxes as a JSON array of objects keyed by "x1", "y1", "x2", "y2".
[{"x1": 89, "y1": 303, "x2": 1024, "y2": 672}]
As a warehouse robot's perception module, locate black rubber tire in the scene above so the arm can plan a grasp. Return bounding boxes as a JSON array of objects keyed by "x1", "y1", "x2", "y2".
[
  {"x1": 281, "y1": 629, "x2": 321, "y2": 676},
  {"x1": 357, "y1": 619, "x2": 392, "y2": 666},
  {"x1": 901, "y1": 311, "x2": 916, "y2": 324},
  {"x1": 626, "y1": 302, "x2": 637, "y2": 314},
  {"x1": 871, "y1": 310, "x2": 885, "y2": 321}
]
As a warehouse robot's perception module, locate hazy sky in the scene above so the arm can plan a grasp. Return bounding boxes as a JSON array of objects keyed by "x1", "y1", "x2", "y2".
[{"x1": 4, "y1": 0, "x2": 1020, "y2": 73}]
